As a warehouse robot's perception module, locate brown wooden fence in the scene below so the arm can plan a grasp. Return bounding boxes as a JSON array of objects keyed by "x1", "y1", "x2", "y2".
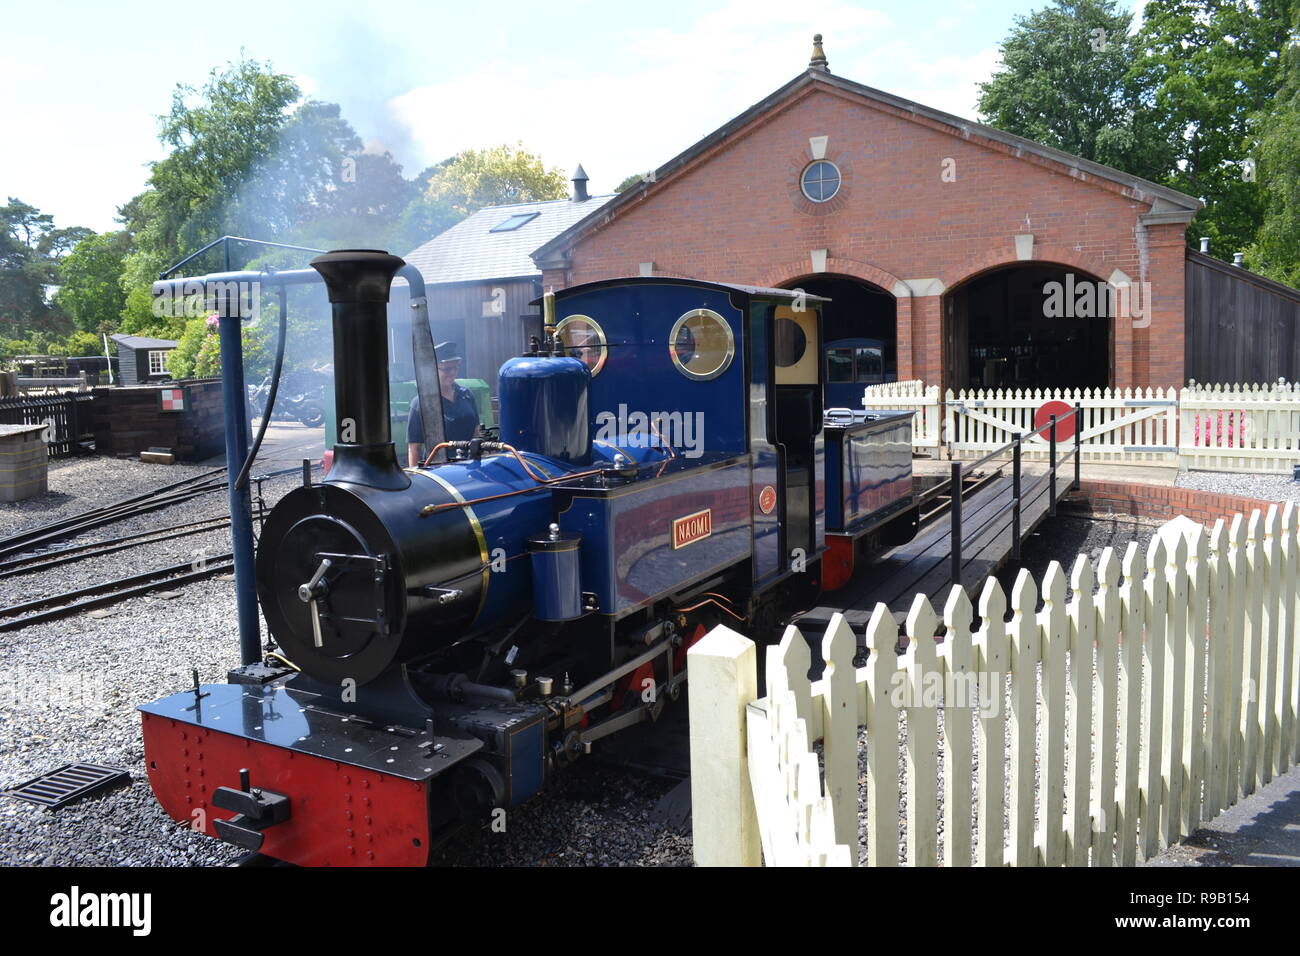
[{"x1": 0, "y1": 394, "x2": 95, "y2": 458}]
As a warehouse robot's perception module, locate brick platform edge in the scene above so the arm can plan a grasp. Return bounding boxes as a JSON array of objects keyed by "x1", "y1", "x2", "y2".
[{"x1": 1063, "y1": 479, "x2": 1282, "y2": 526}]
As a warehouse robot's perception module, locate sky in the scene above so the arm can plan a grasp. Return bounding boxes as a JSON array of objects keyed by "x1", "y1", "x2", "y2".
[{"x1": 0, "y1": 0, "x2": 1147, "y2": 235}]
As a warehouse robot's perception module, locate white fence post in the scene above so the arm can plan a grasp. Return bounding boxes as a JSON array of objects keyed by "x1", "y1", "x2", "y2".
[
  {"x1": 864, "y1": 604, "x2": 901, "y2": 867},
  {"x1": 941, "y1": 587, "x2": 975, "y2": 867},
  {"x1": 902, "y1": 595, "x2": 940, "y2": 867},
  {"x1": 1064, "y1": 556, "x2": 1095, "y2": 866},
  {"x1": 974, "y1": 578, "x2": 1009, "y2": 867},
  {"x1": 687, "y1": 625, "x2": 760, "y2": 866},
  {"x1": 1038, "y1": 562, "x2": 1069, "y2": 866}
]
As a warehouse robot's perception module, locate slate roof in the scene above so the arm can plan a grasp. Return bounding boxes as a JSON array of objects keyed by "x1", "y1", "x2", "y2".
[
  {"x1": 403, "y1": 195, "x2": 615, "y2": 286},
  {"x1": 110, "y1": 334, "x2": 177, "y2": 350}
]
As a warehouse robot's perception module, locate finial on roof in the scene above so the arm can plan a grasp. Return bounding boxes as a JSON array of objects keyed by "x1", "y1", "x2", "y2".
[
  {"x1": 809, "y1": 33, "x2": 829, "y2": 73},
  {"x1": 571, "y1": 164, "x2": 589, "y2": 202}
]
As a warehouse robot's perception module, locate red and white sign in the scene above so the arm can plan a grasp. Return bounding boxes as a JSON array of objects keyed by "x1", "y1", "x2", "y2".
[
  {"x1": 1034, "y1": 400, "x2": 1076, "y2": 442},
  {"x1": 671, "y1": 509, "x2": 713, "y2": 549},
  {"x1": 159, "y1": 388, "x2": 186, "y2": 412},
  {"x1": 758, "y1": 484, "x2": 777, "y2": 515}
]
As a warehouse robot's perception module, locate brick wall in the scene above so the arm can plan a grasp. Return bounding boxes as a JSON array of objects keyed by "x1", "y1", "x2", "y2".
[
  {"x1": 549, "y1": 78, "x2": 1187, "y2": 389},
  {"x1": 1064, "y1": 479, "x2": 1281, "y2": 527},
  {"x1": 92, "y1": 380, "x2": 226, "y2": 461}
]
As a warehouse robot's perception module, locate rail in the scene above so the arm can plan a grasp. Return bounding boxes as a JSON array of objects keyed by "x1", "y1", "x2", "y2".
[{"x1": 948, "y1": 403, "x2": 1081, "y2": 589}]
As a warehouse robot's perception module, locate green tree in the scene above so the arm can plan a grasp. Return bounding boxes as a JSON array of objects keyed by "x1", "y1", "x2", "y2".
[
  {"x1": 142, "y1": 57, "x2": 302, "y2": 255},
  {"x1": 1245, "y1": 6, "x2": 1300, "y2": 285},
  {"x1": 977, "y1": 0, "x2": 1177, "y2": 180},
  {"x1": 54, "y1": 231, "x2": 131, "y2": 333},
  {"x1": 424, "y1": 144, "x2": 568, "y2": 222},
  {"x1": 1133, "y1": 0, "x2": 1296, "y2": 255},
  {"x1": 0, "y1": 198, "x2": 74, "y2": 337}
]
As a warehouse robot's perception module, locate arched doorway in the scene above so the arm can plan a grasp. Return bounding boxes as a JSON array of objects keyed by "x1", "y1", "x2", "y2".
[
  {"x1": 944, "y1": 263, "x2": 1112, "y2": 392},
  {"x1": 782, "y1": 275, "x2": 898, "y2": 403}
]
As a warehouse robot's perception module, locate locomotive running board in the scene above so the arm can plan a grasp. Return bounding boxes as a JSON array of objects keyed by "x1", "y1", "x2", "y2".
[{"x1": 139, "y1": 682, "x2": 483, "y2": 866}]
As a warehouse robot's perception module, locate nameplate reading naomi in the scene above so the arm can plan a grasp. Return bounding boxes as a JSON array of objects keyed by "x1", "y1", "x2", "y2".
[{"x1": 672, "y1": 509, "x2": 712, "y2": 549}]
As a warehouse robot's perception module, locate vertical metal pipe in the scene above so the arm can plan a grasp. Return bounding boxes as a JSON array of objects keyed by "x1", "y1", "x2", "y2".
[
  {"x1": 1012, "y1": 434, "x2": 1022, "y2": 562},
  {"x1": 1049, "y1": 414, "x2": 1058, "y2": 517},
  {"x1": 1073, "y1": 402, "x2": 1082, "y2": 491},
  {"x1": 950, "y1": 461, "x2": 963, "y2": 590},
  {"x1": 217, "y1": 309, "x2": 260, "y2": 665}
]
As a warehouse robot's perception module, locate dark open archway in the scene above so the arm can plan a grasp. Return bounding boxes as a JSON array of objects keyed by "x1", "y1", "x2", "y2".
[
  {"x1": 783, "y1": 275, "x2": 897, "y2": 390},
  {"x1": 944, "y1": 263, "x2": 1112, "y2": 392}
]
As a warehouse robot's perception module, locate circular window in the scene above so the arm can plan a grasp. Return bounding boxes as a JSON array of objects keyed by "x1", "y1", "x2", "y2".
[
  {"x1": 554, "y1": 314, "x2": 607, "y2": 376},
  {"x1": 669, "y1": 309, "x2": 735, "y2": 381},
  {"x1": 800, "y1": 160, "x2": 841, "y2": 203},
  {"x1": 774, "y1": 318, "x2": 807, "y2": 368}
]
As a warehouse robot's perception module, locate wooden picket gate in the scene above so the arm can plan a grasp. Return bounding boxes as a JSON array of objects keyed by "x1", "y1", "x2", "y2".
[
  {"x1": 945, "y1": 387, "x2": 1179, "y2": 463},
  {"x1": 688, "y1": 503, "x2": 1300, "y2": 866}
]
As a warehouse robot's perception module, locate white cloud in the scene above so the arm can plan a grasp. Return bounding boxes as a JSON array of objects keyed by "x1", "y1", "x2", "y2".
[{"x1": 387, "y1": 1, "x2": 1003, "y2": 196}]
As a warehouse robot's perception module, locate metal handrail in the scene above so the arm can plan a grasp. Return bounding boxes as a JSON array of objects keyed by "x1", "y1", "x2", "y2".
[
  {"x1": 159, "y1": 235, "x2": 326, "y2": 280},
  {"x1": 949, "y1": 403, "x2": 1082, "y2": 589}
]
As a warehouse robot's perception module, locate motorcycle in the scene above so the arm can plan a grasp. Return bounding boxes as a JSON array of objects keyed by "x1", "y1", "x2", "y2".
[{"x1": 247, "y1": 367, "x2": 328, "y2": 428}]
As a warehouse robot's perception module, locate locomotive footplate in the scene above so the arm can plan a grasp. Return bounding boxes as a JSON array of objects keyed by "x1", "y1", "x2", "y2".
[{"x1": 139, "y1": 682, "x2": 483, "y2": 866}]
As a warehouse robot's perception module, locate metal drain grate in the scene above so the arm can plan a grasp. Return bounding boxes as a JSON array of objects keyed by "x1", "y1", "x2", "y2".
[{"x1": 4, "y1": 763, "x2": 130, "y2": 809}]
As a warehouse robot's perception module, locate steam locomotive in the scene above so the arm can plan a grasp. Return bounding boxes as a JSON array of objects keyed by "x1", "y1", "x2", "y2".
[{"x1": 139, "y1": 249, "x2": 916, "y2": 865}]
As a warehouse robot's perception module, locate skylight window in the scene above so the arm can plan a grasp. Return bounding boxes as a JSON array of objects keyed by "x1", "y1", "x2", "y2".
[{"x1": 489, "y1": 212, "x2": 540, "y2": 233}]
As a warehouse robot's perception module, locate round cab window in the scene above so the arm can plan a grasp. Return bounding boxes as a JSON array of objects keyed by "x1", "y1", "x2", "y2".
[
  {"x1": 669, "y1": 309, "x2": 735, "y2": 380},
  {"x1": 555, "y1": 315, "x2": 607, "y2": 376},
  {"x1": 774, "y1": 317, "x2": 807, "y2": 368}
]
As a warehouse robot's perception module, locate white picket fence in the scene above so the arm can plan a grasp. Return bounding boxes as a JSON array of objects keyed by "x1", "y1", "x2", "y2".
[
  {"x1": 862, "y1": 381, "x2": 942, "y2": 449},
  {"x1": 861, "y1": 380, "x2": 1300, "y2": 473},
  {"x1": 1180, "y1": 381, "x2": 1300, "y2": 474},
  {"x1": 688, "y1": 503, "x2": 1300, "y2": 866}
]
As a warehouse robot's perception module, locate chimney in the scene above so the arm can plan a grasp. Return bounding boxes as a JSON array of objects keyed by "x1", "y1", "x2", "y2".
[
  {"x1": 809, "y1": 33, "x2": 829, "y2": 73},
  {"x1": 310, "y1": 249, "x2": 410, "y2": 490},
  {"x1": 571, "y1": 164, "x2": 589, "y2": 202},
  {"x1": 1233, "y1": 252, "x2": 1245, "y2": 267},
  {"x1": 1199, "y1": 237, "x2": 1210, "y2": 253}
]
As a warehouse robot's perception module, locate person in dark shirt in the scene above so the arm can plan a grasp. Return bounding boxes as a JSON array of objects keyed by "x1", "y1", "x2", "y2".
[{"x1": 407, "y1": 345, "x2": 480, "y2": 465}]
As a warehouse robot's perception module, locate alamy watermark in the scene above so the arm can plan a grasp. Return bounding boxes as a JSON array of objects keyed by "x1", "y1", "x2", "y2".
[
  {"x1": 1043, "y1": 273, "x2": 1152, "y2": 329},
  {"x1": 594, "y1": 405, "x2": 704, "y2": 459},
  {"x1": 152, "y1": 279, "x2": 261, "y2": 320}
]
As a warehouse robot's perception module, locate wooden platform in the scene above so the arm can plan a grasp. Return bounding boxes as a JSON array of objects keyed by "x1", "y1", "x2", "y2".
[{"x1": 796, "y1": 462, "x2": 1071, "y2": 634}]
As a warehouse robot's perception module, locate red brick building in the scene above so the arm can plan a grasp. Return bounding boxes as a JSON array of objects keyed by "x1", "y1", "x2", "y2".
[{"x1": 532, "y1": 40, "x2": 1212, "y2": 392}]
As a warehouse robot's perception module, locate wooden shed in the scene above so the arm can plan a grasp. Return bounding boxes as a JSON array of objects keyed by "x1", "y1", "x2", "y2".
[
  {"x1": 110, "y1": 334, "x2": 177, "y2": 387},
  {"x1": 398, "y1": 169, "x2": 614, "y2": 395},
  {"x1": 1184, "y1": 249, "x2": 1300, "y2": 385}
]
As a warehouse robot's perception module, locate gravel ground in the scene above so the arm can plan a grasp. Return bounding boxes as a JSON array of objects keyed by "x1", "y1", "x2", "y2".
[
  {"x1": 0, "y1": 457, "x2": 218, "y2": 539},
  {"x1": 1176, "y1": 469, "x2": 1300, "y2": 502},
  {"x1": 998, "y1": 513, "x2": 1163, "y2": 605},
  {"x1": 0, "y1": 455, "x2": 692, "y2": 867}
]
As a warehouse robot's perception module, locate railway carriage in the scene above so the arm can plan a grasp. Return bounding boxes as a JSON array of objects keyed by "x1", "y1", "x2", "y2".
[{"x1": 140, "y1": 250, "x2": 916, "y2": 865}]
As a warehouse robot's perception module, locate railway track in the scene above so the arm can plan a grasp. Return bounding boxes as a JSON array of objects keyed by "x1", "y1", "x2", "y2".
[
  {"x1": 0, "y1": 464, "x2": 309, "y2": 630},
  {"x1": 917, "y1": 466, "x2": 1004, "y2": 526},
  {"x1": 0, "y1": 553, "x2": 236, "y2": 631}
]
